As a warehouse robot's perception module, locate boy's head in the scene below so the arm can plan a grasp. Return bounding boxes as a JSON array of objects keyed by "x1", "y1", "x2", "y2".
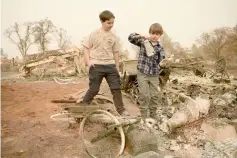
[
  {"x1": 149, "y1": 23, "x2": 163, "y2": 42},
  {"x1": 99, "y1": 10, "x2": 115, "y2": 31}
]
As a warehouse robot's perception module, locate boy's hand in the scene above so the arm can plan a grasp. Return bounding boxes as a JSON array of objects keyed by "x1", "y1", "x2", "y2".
[
  {"x1": 141, "y1": 35, "x2": 151, "y2": 40},
  {"x1": 116, "y1": 65, "x2": 120, "y2": 72},
  {"x1": 159, "y1": 59, "x2": 171, "y2": 68},
  {"x1": 87, "y1": 61, "x2": 94, "y2": 71},
  {"x1": 134, "y1": 34, "x2": 150, "y2": 40},
  {"x1": 88, "y1": 61, "x2": 94, "y2": 68}
]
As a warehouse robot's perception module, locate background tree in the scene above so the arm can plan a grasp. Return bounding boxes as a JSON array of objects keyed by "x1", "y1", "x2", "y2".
[
  {"x1": 33, "y1": 18, "x2": 55, "y2": 53},
  {"x1": 160, "y1": 32, "x2": 175, "y2": 55},
  {"x1": 234, "y1": 24, "x2": 237, "y2": 32},
  {"x1": 197, "y1": 27, "x2": 234, "y2": 60},
  {"x1": 191, "y1": 44, "x2": 202, "y2": 58},
  {"x1": 227, "y1": 24, "x2": 237, "y2": 53},
  {"x1": 55, "y1": 28, "x2": 71, "y2": 49},
  {"x1": 5, "y1": 22, "x2": 35, "y2": 60},
  {"x1": 0, "y1": 48, "x2": 8, "y2": 59}
]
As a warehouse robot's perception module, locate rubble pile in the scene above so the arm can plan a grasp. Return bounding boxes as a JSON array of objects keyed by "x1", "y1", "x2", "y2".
[
  {"x1": 118, "y1": 58, "x2": 237, "y2": 157},
  {"x1": 50, "y1": 57, "x2": 236, "y2": 158},
  {"x1": 19, "y1": 46, "x2": 87, "y2": 78},
  {"x1": 18, "y1": 46, "x2": 129, "y2": 80}
]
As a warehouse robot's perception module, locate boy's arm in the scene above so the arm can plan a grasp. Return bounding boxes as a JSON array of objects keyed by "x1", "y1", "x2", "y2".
[
  {"x1": 83, "y1": 47, "x2": 92, "y2": 67},
  {"x1": 158, "y1": 47, "x2": 166, "y2": 66},
  {"x1": 128, "y1": 33, "x2": 144, "y2": 47},
  {"x1": 114, "y1": 52, "x2": 120, "y2": 71},
  {"x1": 82, "y1": 34, "x2": 93, "y2": 67},
  {"x1": 160, "y1": 47, "x2": 166, "y2": 61},
  {"x1": 113, "y1": 36, "x2": 121, "y2": 72}
]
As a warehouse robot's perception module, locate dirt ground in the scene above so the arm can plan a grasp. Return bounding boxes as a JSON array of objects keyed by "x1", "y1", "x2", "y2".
[{"x1": 1, "y1": 77, "x2": 139, "y2": 158}]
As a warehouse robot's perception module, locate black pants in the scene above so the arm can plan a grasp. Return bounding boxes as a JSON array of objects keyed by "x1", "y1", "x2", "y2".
[{"x1": 82, "y1": 64, "x2": 125, "y2": 114}]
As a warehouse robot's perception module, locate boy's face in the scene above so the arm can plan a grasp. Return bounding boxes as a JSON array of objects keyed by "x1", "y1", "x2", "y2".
[
  {"x1": 101, "y1": 18, "x2": 114, "y2": 31},
  {"x1": 149, "y1": 33, "x2": 161, "y2": 42}
]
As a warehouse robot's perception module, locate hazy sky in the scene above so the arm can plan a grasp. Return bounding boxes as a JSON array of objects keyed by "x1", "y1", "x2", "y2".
[{"x1": 1, "y1": 0, "x2": 237, "y2": 58}]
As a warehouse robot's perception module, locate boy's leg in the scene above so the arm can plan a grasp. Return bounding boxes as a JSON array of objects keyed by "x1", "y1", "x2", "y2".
[
  {"x1": 105, "y1": 65, "x2": 126, "y2": 115},
  {"x1": 82, "y1": 65, "x2": 104, "y2": 104},
  {"x1": 137, "y1": 72, "x2": 150, "y2": 120},
  {"x1": 148, "y1": 76, "x2": 161, "y2": 120}
]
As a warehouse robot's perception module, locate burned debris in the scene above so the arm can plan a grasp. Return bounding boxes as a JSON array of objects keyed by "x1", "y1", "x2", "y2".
[
  {"x1": 18, "y1": 46, "x2": 87, "y2": 78},
  {"x1": 49, "y1": 55, "x2": 237, "y2": 158}
]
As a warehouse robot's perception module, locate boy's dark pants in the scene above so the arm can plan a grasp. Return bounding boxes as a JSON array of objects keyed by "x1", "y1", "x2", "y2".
[{"x1": 82, "y1": 64, "x2": 125, "y2": 114}]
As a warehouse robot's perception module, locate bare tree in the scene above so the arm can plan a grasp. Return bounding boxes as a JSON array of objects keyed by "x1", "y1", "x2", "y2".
[
  {"x1": 0, "y1": 48, "x2": 8, "y2": 59},
  {"x1": 33, "y1": 18, "x2": 55, "y2": 53},
  {"x1": 229, "y1": 24, "x2": 237, "y2": 53},
  {"x1": 5, "y1": 22, "x2": 35, "y2": 60},
  {"x1": 234, "y1": 24, "x2": 237, "y2": 32},
  {"x1": 191, "y1": 44, "x2": 202, "y2": 58},
  {"x1": 160, "y1": 32, "x2": 175, "y2": 55},
  {"x1": 197, "y1": 27, "x2": 234, "y2": 60},
  {"x1": 55, "y1": 28, "x2": 71, "y2": 49}
]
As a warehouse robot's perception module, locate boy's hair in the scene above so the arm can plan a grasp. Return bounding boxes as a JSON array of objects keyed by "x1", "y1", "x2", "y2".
[
  {"x1": 99, "y1": 10, "x2": 115, "y2": 22},
  {"x1": 149, "y1": 23, "x2": 163, "y2": 35}
]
